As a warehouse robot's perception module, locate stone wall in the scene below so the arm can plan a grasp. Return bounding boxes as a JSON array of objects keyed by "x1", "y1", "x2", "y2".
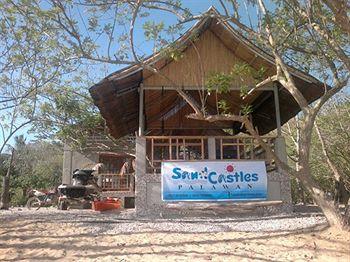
[{"x1": 62, "y1": 144, "x2": 99, "y2": 184}]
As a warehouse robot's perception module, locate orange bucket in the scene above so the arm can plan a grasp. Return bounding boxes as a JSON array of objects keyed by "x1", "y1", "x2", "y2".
[{"x1": 92, "y1": 199, "x2": 121, "y2": 211}]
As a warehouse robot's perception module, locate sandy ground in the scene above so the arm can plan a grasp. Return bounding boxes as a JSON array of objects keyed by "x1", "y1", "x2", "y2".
[{"x1": 0, "y1": 208, "x2": 349, "y2": 262}]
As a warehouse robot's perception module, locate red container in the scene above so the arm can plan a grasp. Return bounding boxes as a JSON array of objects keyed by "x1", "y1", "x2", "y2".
[{"x1": 92, "y1": 199, "x2": 121, "y2": 211}]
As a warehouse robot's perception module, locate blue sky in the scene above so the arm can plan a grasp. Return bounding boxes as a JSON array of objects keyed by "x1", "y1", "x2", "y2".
[
  {"x1": 1, "y1": 0, "x2": 264, "y2": 150},
  {"x1": 83, "y1": 0, "x2": 263, "y2": 77}
]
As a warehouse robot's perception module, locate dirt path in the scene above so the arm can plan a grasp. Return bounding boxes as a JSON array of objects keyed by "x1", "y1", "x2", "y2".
[{"x1": 0, "y1": 209, "x2": 349, "y2": 261}]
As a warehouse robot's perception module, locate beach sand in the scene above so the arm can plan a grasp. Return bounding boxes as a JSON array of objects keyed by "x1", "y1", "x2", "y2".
[{"x1": 0, "y1": 208, "x2": 349, "y2": 261}]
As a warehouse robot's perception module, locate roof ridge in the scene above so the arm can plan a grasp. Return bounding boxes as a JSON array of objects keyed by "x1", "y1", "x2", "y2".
[{"x1": 99, "y1": 9, "x2": 319, "y2": 86}]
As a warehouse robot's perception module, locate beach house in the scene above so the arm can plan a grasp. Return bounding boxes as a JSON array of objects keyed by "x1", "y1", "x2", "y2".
[{"x1": 89, "y1": 10, "x2": 325, "y2": 215}]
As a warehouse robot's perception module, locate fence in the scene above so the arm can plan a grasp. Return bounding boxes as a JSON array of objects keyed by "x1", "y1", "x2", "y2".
[
  {"x1": 145, "y1": 136, "x2": 276, "y2": 173},
  {"x1": 98, "y1": 173, "x2": 134, "y2": 191}
]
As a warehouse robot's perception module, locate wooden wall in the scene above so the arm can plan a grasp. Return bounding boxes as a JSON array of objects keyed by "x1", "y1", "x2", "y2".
[{"x1": 143, "y1": 29, "x2": 257, "y2": 87}]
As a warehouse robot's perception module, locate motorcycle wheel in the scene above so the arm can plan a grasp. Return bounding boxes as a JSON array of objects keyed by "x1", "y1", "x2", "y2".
[{"x1": 26, "y1": 197, "x2": 41, "y2": 210}]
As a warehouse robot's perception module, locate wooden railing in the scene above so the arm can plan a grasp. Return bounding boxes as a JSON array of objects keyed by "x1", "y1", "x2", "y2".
[
  {"x1": 98, "y1": 173, "x2": 134, "y2": 191},
  {"x1": 215, "y1": 137, "x2": 275, "y2": 160},
  {"x1": 145, "y1": 136, "x2": 276, "y2": 173}
]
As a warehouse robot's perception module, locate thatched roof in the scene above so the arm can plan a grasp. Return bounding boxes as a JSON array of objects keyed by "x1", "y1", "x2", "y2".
[{"x1": 90, "y1": 8, "x2": 325, "y2": 139}]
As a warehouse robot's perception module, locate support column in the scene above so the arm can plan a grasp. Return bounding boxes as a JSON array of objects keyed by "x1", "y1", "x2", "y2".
[
  {"x1": 138, "y1": 84, "x2": 144, "y2": 136},
  {"x1": 274, "y1": 136, "x2": 292, "y2": 206},
  {"x1": 273, "y1": 83, "x2": 282, "y2": 137},
  {"x1": 208, "y1": 137, "x2": 216, "y2": 160},
  {"x1": 62, "y1": 144, "x2": 73, "y2": 184},
  {"x1": 274, "y1": 136, "x2": 288, "y2": 164},
  {"x1": 135, "y1": 136, "x2": 147, "y2": 215}
]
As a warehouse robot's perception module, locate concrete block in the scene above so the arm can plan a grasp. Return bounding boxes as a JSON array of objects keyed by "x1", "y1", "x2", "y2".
[
  {"x1": 268, "y1": 181, "x2": 281, "y2": 200},
  {"x1": 146, "y1": 182, "x2": 162, "y2": 206}
]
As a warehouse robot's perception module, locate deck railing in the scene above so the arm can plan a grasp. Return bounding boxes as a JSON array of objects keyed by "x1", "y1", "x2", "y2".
[
  {"x1": 145, "y1": 136, "x2": 276, "y2": 173},
  {"x1": 98, "y1": 173, "x2": 134, "y2": 191}
]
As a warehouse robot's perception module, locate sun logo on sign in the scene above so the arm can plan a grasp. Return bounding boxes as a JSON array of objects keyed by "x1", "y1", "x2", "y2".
[{"x1": 226, "y1": 164, "x2": 235, "y2": 173}]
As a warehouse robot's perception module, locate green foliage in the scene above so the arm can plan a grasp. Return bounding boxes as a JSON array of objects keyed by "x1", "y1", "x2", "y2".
[
  {"x1": 33, "y1": 81, "x2": 104, "y2": 149},
  {"x1": 311, "y1": 96, "x2": 350, "y2": 188},
  {"x1": 1, "y1": 0, "x2": 189, "y2": 154},
  {"x1": 240, "y1": 104, "x2": 253, "y2": 115},
  {"x1": 206, "y1": 63, "x2": 266, "y2": 93},
  {"x1": 218, "y1": 100, "x2": 230, "y2": 114},
  {"x1": 0, "y1": 0, "x2": 81, "y2": 153},
  {"x1": 231, "y1": 63, "x2": 266, "y2": 84},
  {"x1": 205, "y1": 62, "x2": 266, "y2": 115},
  {"x1": 0, "y1": 137, "x2": 63, "y2": 206},
  {"x1": 286, "y1": 95, "x2": 350, "y2": 203},
  {"x1": 206, "y1": 72, "x2": 233, "y2": 94},
  {"x1": 161, "y1": 43, "x2": 185, "y2": 62},
  {"x1": 143, "y1": 19, "x2": 184, "y2": 52},
  {"x1": 270, "y1": 0, "x2": 349, "y2": 78},
  {"x1": 143, "y1": 21, "x2": 165, "y2": 41},
  {"x1": 0, "y1": 154, "x2": 11, "y2": 177},
  {"x1": 240, "y1": 86, "x2": 249, "y2": 98},
  {"x1": 189, "y1": 29, "x2": 200, "y2": 42}
]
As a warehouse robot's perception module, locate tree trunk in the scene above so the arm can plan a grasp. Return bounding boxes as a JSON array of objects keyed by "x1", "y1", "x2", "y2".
[
  {"x1": 334, "y1": 180, "x2": 340, "y2": 207},
  {"x1": 0, "y1": 176, "x2": 10, "y2": 210},
  {"x1": 0, "y1": 148, "x2": 15, "y2": 210},
  {"x1": 344, "y1": 198, "x2": 350, "y2": 226},
  {"x1": 300, "y1": 181, "x2": 306, "y2": 205},
  {"x1": 315, "y1": 122, "x2": 342, "y2": 181},
  {"x1": 296, "y1": 179, "x2": 306, "y2": 205},
  {"x1": 301, "y1": 174, "x2": 344, "y2": 229}
]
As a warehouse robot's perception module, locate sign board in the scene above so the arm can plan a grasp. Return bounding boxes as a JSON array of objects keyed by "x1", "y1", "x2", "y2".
[{"x1": 161, "y1": 161, "x2": 267, "y2": 201}]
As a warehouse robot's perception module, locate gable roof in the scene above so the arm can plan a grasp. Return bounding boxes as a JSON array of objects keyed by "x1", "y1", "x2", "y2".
[{"x1": 89, "y1": 7, "x2": 325, "y2": 139}]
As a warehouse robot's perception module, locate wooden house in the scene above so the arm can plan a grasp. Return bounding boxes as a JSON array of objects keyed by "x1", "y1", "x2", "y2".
[{"x1": 89, "y1": 10, "x2": 325, "y2": 215}]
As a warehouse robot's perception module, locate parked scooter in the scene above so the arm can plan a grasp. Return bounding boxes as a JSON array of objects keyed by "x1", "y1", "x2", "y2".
[
  {"x1": 26, "y1": 189, "x2": 58, "y2": 210},
  {"x1": 57, "y1": 169, "x2": 101, "y2": 210}
]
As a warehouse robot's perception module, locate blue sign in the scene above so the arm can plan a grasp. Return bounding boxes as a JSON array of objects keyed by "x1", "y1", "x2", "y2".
[{"x1": 161, "y1": 161, "x2": 267, "y2": 201}]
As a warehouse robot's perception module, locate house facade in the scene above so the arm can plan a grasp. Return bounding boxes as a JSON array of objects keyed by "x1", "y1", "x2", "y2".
[
  {"x1": 89, "y1": 11, "x2": 325, "y2": 215},
  {"x1": 62, "y1": 134, "x2": 136, "y2": 207}
]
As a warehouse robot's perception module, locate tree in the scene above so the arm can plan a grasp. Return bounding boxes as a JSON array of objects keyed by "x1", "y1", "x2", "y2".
[
  {"x1": 193, "y1": 1, "x2": 349, "y2": 228},
  {"x1": 284, "y1": 95, "x2": 350, "y2": 208},
  {"x1": 0, "y1": 147, "x2": 15, "y2": 209},
  {"x1": 314, "y1": 95, "x2": 350, "y2": 223},
  {"x1": 0, "y1": 0, "x2": 79, "y2": 153},
  {"x1": 3, "y1": 136, "x2": 64, "y2": 206},
  {"x1": 1, "y1": 0, "x2": 349, "y2": 227},
  {"x1": 0, "y1": 0, "x2": 156, "y2": 152},
  {"x1": 33, "y1": 79, "x2": 103, "y2": 148}
]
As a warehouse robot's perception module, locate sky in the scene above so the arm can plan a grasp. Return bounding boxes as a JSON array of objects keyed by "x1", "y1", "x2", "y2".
[
  {"x1": 1, "y1": 0, "x2": 264, "y2": 151},
  {"x1": 86, "y1": 0, "x2": 262, "y2": 76}
]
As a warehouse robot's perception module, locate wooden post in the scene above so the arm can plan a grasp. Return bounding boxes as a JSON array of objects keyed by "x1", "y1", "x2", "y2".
[
  {"x1": 201, "y1": 138, "x2": 204, "y2": 160},
  {"x1": 138, "y1": 83, "x2": 144, "y2": 136},
  {"x1": 0, "y1": 148, "x2": 15, "y2": 210},
  {"x1": 208, "y1": 137, "x2": 216, "y2": 160},
  {"x1": 169, "y1": 138, "x2": 172, "y2": 160},
  {"x1": 220, "y1": 138, "x2": 223, "y2": 160},
  {"x1": 135, "y1": 136, "x2": 146, "y2": 214},
  {"x1": 273, "y1": 83, "x2": 282, "y2": 136}
]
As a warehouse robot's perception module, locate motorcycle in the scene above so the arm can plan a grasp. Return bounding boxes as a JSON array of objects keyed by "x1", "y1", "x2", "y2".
[
  {"x1": 57, "y1": 169, "x2": 101, "y2": 210},
  {"x1": 26, "y1": 189, "x2": 58, "y2": 210}
]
